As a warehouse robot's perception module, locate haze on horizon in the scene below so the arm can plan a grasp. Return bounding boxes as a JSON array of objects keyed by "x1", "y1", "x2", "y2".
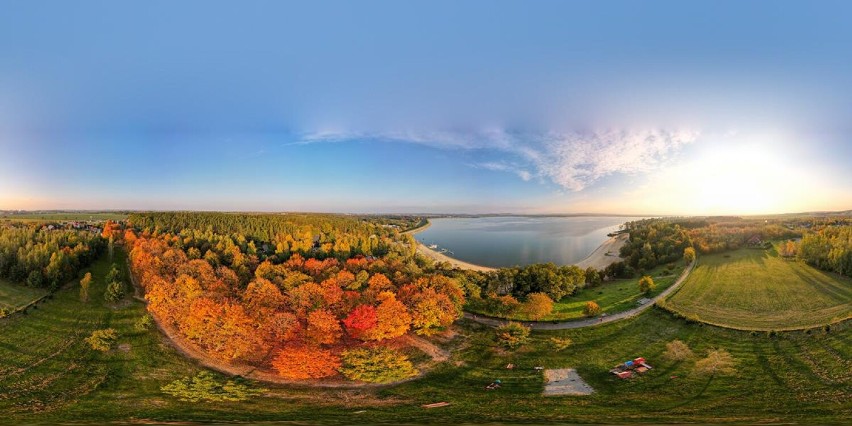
[{"x1": 1, "y1": 1, "x2": 851, "y2": 216}]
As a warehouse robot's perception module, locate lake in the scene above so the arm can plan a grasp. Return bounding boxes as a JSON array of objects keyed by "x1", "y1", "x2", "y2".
[{"x1": 414, "y1": 216, "x2": 642, "y2": 267}]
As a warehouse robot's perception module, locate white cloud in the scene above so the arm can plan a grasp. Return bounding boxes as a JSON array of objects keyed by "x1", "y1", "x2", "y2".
[
  {"x1": 535, "y1": 129, "x2": 699, "y2": 191},
  {"x1": 297, "y1": 127, "x2": 698, "y2": 191}
]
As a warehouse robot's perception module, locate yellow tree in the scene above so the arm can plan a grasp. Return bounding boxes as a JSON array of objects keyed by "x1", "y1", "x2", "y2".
[{"x1": 79, "y1": 272, "x2": 92, "y2": 302}]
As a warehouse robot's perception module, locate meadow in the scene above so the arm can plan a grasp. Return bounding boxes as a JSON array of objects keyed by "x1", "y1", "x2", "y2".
[
  {"x1": 1, "y1": 249, "x2": 849, "y2": 424},
  {"x1": 0, "y1": 278, "x2": 46, "y2": 311},
  {"x1": 666, "y1": 245, "x2": 852, "y2": 330}
]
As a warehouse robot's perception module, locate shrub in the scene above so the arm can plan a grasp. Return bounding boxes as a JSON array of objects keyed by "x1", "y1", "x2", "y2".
[
  {"x1": 104, "y1": 281, "x2": 125, "y2": 302},
  {"x1": 161, "y1": 371, "x2": 263, "y2": 402},
  {"x1": 638, "y1": 275, "x2": 656, "y2": 294},
  {"x1": 272, "y1": 345, "x2": 341, "y2": 380},
  {"x1": 85, "y1": 328, "x2": 117, "y2": 352},
  {"x1": 583, "y1": 301, "x2": 601, "y2": 317},
  {"x1": 496, "y1": 322, "x2": 530, "y2": 349},
  {"x1": 548, "y1": 337, "x2": 573, "y2": 352},
  {"x1": 662, "y1": 339, "x2": 694, "y2": 362},
  {"x1": 520, "y1": 292, "x2": 553, "y2": 321},
  {"x1": 80, "y1": 272, "x2": 92, "y2": 302},
  {"x1": 694, "y1": 349, "x2": 736, "y2": 377},
  {"x1": 135, "y1": 314, "x2": 154, "y2": 331},
  {"x1": 339, "y1": 347, "x2": 417, "y2": 383},
  {"x1": 105, "y1": 264, "x2": 122, "y2": 284}
]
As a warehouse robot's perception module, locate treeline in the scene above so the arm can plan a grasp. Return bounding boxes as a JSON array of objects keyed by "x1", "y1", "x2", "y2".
[
  {"x1": 798, "y1": 226, "x2": 852, "y2": 277},
  {"x1": 466, "y1": 263, "x2": 586, "y2": 301},
  {"x1": 0, "y1": 224, "x2": 105, "y2": 289},
  {"x1": 128, "y1": 212, "x2": 420, "y2": 262},
  {"x1": 619, "y1": 219, "x2": 693, "y2": 272},
  {"x1": 128, "y1": 213, "x2": 465, "y2": 381}
]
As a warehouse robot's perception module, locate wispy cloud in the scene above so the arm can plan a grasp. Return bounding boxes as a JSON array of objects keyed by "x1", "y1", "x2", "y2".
[{"x1": 297, "y1": 127, "x2": 698, "y2": 191}]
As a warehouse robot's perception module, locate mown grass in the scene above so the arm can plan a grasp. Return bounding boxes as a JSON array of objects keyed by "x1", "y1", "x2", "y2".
[
  {"x1": 1, "y1": 250, "x2": 849, "y2": 424},
  {"x1": 0, "y1": 278, "x2": 47, "y2": 310},
  {"x1": 667, "y1": 245, "x2": 852, "y2": 330}
]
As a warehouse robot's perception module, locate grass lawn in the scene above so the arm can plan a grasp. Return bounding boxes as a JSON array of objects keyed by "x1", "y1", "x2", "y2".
[
  {"x1": 469, "y1": 263, "x2": 686, "y2": 321},
  {"x1": 1, "y1": 249, "x2": 847, "y2": 424},
  {"x1": 0, "y1": 278, "x2": 47, "y2": 311},
  {"x1": 666, "y1": 245, "x2": 852, "y2": 330}
]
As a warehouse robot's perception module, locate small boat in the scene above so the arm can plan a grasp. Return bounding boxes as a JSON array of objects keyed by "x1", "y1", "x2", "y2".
[{"x1": 428, "y1": 244, "x2": 438, "y2": 249}]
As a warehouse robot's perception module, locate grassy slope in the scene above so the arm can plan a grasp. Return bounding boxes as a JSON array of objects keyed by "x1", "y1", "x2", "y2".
[
  {"x1": 0, "y1": 278, "x2": 47, "y2": 310},
  {"x1": 0, "y1": 250, "x2": 847, "y2": 424},
  {"x1": 667, "y1": 246, "x2": 852, "y2": 330}
]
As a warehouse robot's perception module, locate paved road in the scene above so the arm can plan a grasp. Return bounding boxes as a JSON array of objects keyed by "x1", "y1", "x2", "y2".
[{"x1": 464, "y1": 259, "x2": 696, "y2": 330}]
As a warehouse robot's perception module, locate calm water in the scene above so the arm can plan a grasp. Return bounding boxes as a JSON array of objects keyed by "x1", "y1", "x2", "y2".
[{"x1": 415, "y1": 216, "x2": 642, "y2": 267}]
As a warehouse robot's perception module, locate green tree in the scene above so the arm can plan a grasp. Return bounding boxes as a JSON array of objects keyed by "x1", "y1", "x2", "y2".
[
  {"x1": 85, "y1": 328, "x2": 117, "y2": 351},
  {"x1": 495, "y1": 322, "x2": 530, "y2": 349},
  {"x1": 161, "y1": 371, "x2": 263, "y2": 402},
  {"x1": 339, "y1": 347, "x2": 417, "y2": 383},
  {"x1": 104, "y1": 281, "x2": 125, "y2": 302},
  {"x1": 105, "y1": 264, "x2": 121, "y2": 284}
]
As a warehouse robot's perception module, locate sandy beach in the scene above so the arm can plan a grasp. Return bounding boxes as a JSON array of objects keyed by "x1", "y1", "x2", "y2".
[
  {"x1": 574, "y1": 233, "x2": 628, "y2": 270},
  {"x1": 415, "y1": 243, "x2": 496, "y2": 272}
]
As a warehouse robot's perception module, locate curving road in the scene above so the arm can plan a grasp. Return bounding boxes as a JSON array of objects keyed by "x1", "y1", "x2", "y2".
[{"x1": 464, "y1": 259, "x2": 696, "y2": 330}]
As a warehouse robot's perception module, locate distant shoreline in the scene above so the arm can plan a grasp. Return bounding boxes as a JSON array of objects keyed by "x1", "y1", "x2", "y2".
[{"x1": 409, "y1": 217, "x2": 627, "y2": 271}]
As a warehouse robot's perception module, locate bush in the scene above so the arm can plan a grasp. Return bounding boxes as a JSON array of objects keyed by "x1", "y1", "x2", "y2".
[
  {"x1": 583, "y1": 301, "x2": 601, "y2": 317},
  {"x1": 104, "y1": 281, "x2": 125, "y2": 302},
  {"x1": 548, "y1": 337, "x2": 573, "y2": 352},
  {"x1": 161, "y1": 371, "x2": 263, "y2": 402},
  {"x1": 85, "y1": 328, "x2": 117, "y2": 352},
  {"x1": 520, "y1": 292, "x2": 554, "y2": 320},
  {"x1": 662, "y1": 339, "x2": 694, "y2": 362},
  {"x1": 496, "y1": 322, "x2": 530, "y2": 349},
  {"x1": 694, "y1": 349, "x2": 736, "y2": 377},
  {"x1": 135, "y1": 314, "x2": 154, "y2": 331},
  {"x1": 638, "y1": 275, "x2": 656, "y2": 294},
  {"x1": 339, "y1": 347, "x2": 417, "y2": 383}
]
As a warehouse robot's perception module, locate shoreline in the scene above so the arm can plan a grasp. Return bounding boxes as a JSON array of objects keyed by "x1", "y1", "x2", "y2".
[
  {"x1": 409, "y1": 218, "x2": 627, "y2": 272},
  {"x1": 574, "y1": 233, "x2": 629, "y2": 270}
]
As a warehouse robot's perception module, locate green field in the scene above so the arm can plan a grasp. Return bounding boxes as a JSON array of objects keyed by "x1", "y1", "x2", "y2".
[
  {"x1": 0, "y1": 278, "x2": 47, "y2": 311},
  {"x1": 1, "y1": 251, "x2": 849, "y2": 424},
  {"x1": 469, "y1": 263, "x2": 685, "y2": 321},
  {"x1": 666, "y1": 246, "x2": 852, "y2": 330}
]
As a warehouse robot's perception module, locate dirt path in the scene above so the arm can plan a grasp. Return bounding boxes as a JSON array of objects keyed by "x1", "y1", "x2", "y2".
[{"x1": 464, "y1": 259, "x2": 696, "y2": 330}]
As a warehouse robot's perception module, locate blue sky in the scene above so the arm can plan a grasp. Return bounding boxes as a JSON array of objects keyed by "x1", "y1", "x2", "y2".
[{"x1": 1, "y1": 1, "x2": 851, "y2": 214}]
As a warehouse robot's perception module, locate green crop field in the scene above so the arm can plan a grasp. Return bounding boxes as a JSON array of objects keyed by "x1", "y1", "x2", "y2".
[
  {"x1": 666, "y1": 246, "x2": 852, "y2": 330},
  {"x1": 1, "y1": 250, "x2": 849, "y2": 424},
  {"x1": 0, "y1": 278, "x2": 47, "y2": 311}
]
